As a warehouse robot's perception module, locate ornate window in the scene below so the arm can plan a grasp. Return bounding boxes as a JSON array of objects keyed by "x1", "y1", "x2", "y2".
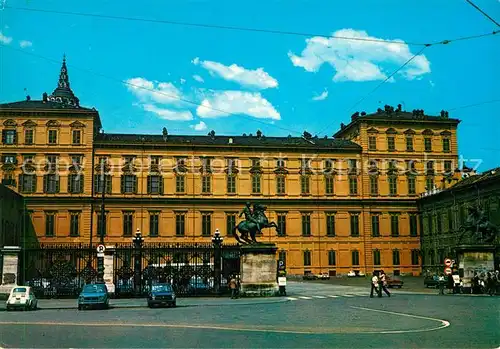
[
  {"x1": 121, "y1": 174, "x2": 137, "y2": 194},
  {"x1": 149, "y1": 211, "x2": 160, "y2": 237},
  {"x1": 371, "y1": 214, "x2": 380, "y2": 237},
  {"x1": 201, "y1": 212, "x2": 212, "y2": 237},
  {"x1": 349, "y1": 176, "x2": 358, "y2": 195},
  {"x1": 72, "y1": 130, "x2": 81, "y2": 145},
  {"x1": 300, "y1": 175, "x2": 310, "y2": 194},
  {"x1": 276, "y1": 175, "x2": 286, "y2": 194},
  {"x1": 373, "y1": 249, "x2": 381, "y2": 266},
  {"x1": 406, "y1": 136, "x2": 414, "y2": 151},
  {"x1": 328, "y1": 250, "x2": 336, "y2": 266},
  {"x1": 424, "y1": 137, "x2": 432, "y2": 152},
  {"x1": 426, "y1": 176, "x2": 435, "y2": 191},
  {"x1": 226, "y1": 212, "x2": 237, "y2": 236},
  {"x1": 251, "y1": 174, "x2": 261, "y2": 194},
  {"x1": 303, "y1": 250, "x2": 311, "y2": 266},
  {"x1": 45, "y1": 211, "x2": 56, "y2": 237},
  {"x1": 175, "y1": 175, "x2": 185, "y2": 193},
  {"x1": 96, "y1": 211, "x2": 108, "y2": 237},
  {"x1": 326, "y1": 212, "x2": 335, "y2": 237},
  {"x1": 1, "y1": 129, "x2": 17, "y2": 145},
  {"x1": 409, "y1": 214, "x2": 418, "y2": 237},
  {"x1": 444, "y1": 160, "x2": 452, "y2": 175},
  {"x1": 350, "y1": 213, "x2": 360, "y2": 237},
  {"x1": 227, "y1": 174, "x2": 236, "y2": 194},
  {"x1": 411, "y1": 250, "x2": 419, "y2": 265},
  {"x1": 43, "y1": 174, "x2": 60, "y2": 193},
  {"x1": 175, "y1": 212, "x2": 185, "y2": 236},
  {"x1": 368, "y1": 136, "x2": 377, "y2": 151},
  {"x1": 301, "y1": 213, "x2": 311, "y2": 236},
  {"x1": 387, "y1": 136, "x2": 395, "y2": 151},
  {"x1": 69, "y1": 211, "x2": 80, "y2": 237},
  {"x1": 201, "y1": 175, "x2": 211, "y2": 194},
  {"x1": 48, "y1": 130, "x2": 58, "y2": 145},
  {"x1": 68, "y1": 174, "x2": 83, "y2": 194},
  {"x1": 407, "y1": 175, "x2": 416, "y2": 195},
  {"x1": 94, "y1": 175, "x2": 112, "y2": 194},
  {"x1": 24, "y1": 129, "x2": 34, "y2": 145},
  {"x1": 325, "y1": 175, "x2": 334, "y2": 195},
  {"x1": 277, "y1": 212, "x2": 286, "y2": 236},
  {"x1": 123, "y1": 211, "x2": 134, "y2": 237},
  {"x1": 19, "y1": 174, "x2": 37, "y2": 193},
  {"x1": 389, "y1": 175, "x2": 398, "y2": 196},
  {"x1": 441, "y1": 131, "x2": 451, "y2": 153},
  {"x1": 147, "y1": 175, "x2": 163, "y2": 194},
  {"x1": 392, "y1": 249, "x2": 400, "y2": 266},
  {"x1": 390, "y1": 214, "x2": 399, "y2": 237},
  {"x1": 351, "y1": 250, "x2": 360, "y2": 266},
  {"x1": 369, "y1": 175, "x2": 378, "y2": 196}
]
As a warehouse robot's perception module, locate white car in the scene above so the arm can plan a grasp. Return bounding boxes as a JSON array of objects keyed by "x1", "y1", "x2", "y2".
[{"x1": 6, "y1": 286, "x2": 38, "y2": 311}]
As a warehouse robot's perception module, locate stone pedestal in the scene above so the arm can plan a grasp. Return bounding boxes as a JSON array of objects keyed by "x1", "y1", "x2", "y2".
[
  {"x1": 0, "y1": 246, "x2": 21, "y2": 295},
  {"x1": 239, "y1": 243, "x2": 278, "y2": 297},
  {"x1": 104, "y1": 245, "x2": 115, "y2": 295},
  {"x1": 455, "y1": 245, "x2": 495, "y2": 289}
]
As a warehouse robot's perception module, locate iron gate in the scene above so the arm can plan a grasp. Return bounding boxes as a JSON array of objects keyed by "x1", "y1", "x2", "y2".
[{"x1": 19, "y1": 244, "x2": 98, "y2": 298}]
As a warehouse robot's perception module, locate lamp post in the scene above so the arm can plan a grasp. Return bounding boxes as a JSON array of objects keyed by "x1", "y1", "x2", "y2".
[
  {"x1": 96, "y1": 172, "x2": 106, "y2": 283},
  {"x1": 212, "y1": 228, "x2": 224, "y2": 294},
  {"x1": 132, "y1": 228, "x2": 144, "y2": 296}
]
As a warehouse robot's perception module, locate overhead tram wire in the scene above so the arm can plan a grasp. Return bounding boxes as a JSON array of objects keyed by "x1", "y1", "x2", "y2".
[
  {"x1": 465, "y1": 0, "x2": 500, "y2": 27},
  {"x1": 448, "y1": 99, "x2": 500, "y2": 111},
  {"x1": 4, "y1": 5, "x2": 428, "y2": 46},
  {"x1": 0, "y1": 45, "x2": 303, "y2": 136},
  {"x1": 315, "y1": 45, "x2": 430, "y2": 136}
]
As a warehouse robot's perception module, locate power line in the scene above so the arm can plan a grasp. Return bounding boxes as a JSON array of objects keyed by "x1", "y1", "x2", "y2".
[
  {"x1": 0, "y1": 5, "x2": 435, "y2": 47},
  {"x1": 0, "y1": 45, "x2": 303, "y2": 136},
  {"x1": 448, "y1": 99, "x2": 500, "y2": 111},
  {"x1": 465, "y1": 0, "x2": 500, "y2": 27},
  {"x1": 315, "y1": 45, "x2": 430, "y2": 136}
]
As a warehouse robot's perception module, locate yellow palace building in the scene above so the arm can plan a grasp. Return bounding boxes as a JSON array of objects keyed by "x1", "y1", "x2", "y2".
[{"x1": 0, "y1": 59, "x2": 460, "y2": 276}]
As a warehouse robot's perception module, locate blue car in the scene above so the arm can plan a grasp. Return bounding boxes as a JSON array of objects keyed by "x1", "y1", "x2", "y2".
[
  {"x1": 78, "y1": 284, "x2": 109, "y2": 310},
  {"x1": 147, "y1": 284, "x2": 176, "y2": 308}
]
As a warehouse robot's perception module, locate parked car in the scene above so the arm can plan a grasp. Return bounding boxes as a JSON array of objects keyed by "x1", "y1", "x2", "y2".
[
  {"x1": 316, "y1": 272, "x2": 330, "y2": 280},
  {"x1": 386, "y1": 276, "x2": 404, "y2": 288},
  {"x1": 147, "y1": 283, "x2": 176, "y2": 308},
  {"x1": 303, "y1": 273, "x2": 317, "y2": 280},
  {"x1": 6, "y1": 286, "x2": 38, "y2": 311},
  {"x1": 424, "y1": 276, "x2": 439, "y2": 288},
  {"x1": 187, "y1": 277, "x2": 211, "y2": 294},
  {"x1": 78, "y1": 283, "x2": 109, "y2": 310}
]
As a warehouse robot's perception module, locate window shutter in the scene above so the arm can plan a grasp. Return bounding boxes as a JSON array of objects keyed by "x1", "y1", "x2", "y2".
[
  {"x1": 147, "y1": 176, "x2": 151, "y2": 194},
  {"x1": 93, "y1": 175, "x2": 98, "y2": 194},
  {"x1": 13, "y1": 132, "x2": 18, "y2": 144},
  {"x1": 31, "y1": 175, "x2": 37, "y2": 192},
  {"x1": 133, "y1": 176, "x2": 138, "y2": 193},
  {"x1": 55, "y1": 176, "x2": 60, "y2": 193},
  {"x1": 18, "y1": 174, "x2": 24, "y2": 192},
  {"x1": 160, "y1": 176, "x2": 164, "y2": 195},
  {"x1": 106, "y1": 175, "x2": 111, "y2": 194},
  {"x1": 68, "y1": 175, "x2": 72, "y2": 193},
  {"x1": 43, "y1": 174, "x2": 48, "y2": 192},
  {"x1": 120, "y1": 176, "x2": 125, "y2": 193},
  {"x1": 79, "y1": 175, "x2": 84, "y2": 193},
  {"x1": 1, "y1": 130, "x2": 5, "y2": 144}
]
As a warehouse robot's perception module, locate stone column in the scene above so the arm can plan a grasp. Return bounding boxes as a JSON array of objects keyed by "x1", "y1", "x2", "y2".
[
  {"x1": 239, "y1": 244, "x2": 279, "y2": 297},
  {"x1": 103, "y1": 245, "x2": 115, "y2": 295},
  {"x1": 0, "y1": 246, "x2": 21, "y2": 295}
]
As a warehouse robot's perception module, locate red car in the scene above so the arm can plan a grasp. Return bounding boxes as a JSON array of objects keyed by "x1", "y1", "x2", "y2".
[{"x1": 386, "y1": 276, "x2": 404, "y2": 288}]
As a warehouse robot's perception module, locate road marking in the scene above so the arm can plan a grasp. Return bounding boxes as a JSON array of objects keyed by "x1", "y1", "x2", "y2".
[
  {"x1": 312, "y1": 295, "x2": 327, "y2": 299},
  {"x1": 298, "y1": 296, "x2": 312, "y2": 300},
  {"x1": 327, "y1": 295, "x2": 339, "y2": 298},
  {"x1": 287, "y1": 297, "x2": 298, "y2": 301},
  {"x1": 350, "y1": 306, "x2": 451, "y2": 334},
  {"x1": 343, "y1": 294, "x2": 356, "y2": 297}
]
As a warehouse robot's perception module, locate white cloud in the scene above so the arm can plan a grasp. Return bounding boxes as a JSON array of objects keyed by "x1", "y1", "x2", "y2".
[
  {"x1": 193, "y1": 75, "x2": 204, "y2": 83},
  {"x1": 0, "y1": 31, "x2": 13, "y2": 45},
  {"x1": 125, "y1": 77, "x2": 183, "y2": 105},
  {"x1": 142, "y1": 104, "x2": 193, "y2": 121},
  {"x1": 190, "y1": 121, "x2": 207, "y2": 131},
  {"x1": 193, "y1": 57, "x2": 278, "y2": 89},
  {"x1": 288, "y1": 28, "x2": 431, "y2": 82},
  {"x1": 180, "y1": 78, "x2": 186, "y2": 84},
  {"x1": 19, "y1": 40, "x2": 32, "y2": 49},
  {"x1": 312, "y1": 89, "x2": 328, "y2": 101},
  {"x1": 197, "y1": 91, "x2": 280, "y2": 120},
  {"x1": 429, "y1": 80, "x2": 435, "y2": 88}
]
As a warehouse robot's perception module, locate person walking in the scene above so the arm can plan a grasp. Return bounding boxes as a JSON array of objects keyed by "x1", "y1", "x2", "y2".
[
  {"x1": 229, "y1": 275, "x2": 238, "y2": 299},
  {"x1": 379, "y1": 270, "x2": 391, "y2": 297},
  {"x1": 370, "y1": 271, "x2": 381, "y2": 298},
  {"x1": 438, "y1": 273, "x2": 446, "y2": 295}
]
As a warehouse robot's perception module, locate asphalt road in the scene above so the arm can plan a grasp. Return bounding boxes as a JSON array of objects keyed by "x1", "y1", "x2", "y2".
[{"x1": 0, "y1": 283, "x2": 498, "y2": 348}]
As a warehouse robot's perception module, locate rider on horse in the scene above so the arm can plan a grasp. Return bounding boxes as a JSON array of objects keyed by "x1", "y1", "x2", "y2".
[{"x1": 240, "y1": 202, "x2": 261, "y2": 234}]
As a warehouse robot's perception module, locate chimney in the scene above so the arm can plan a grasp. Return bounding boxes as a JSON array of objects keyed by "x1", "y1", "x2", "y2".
[
  {"x1": 26, "y1": 95, "x2": 31, "y2": 101},
  {"x1": 42, "y1": 92, "x2": 48, "y2": 102}
]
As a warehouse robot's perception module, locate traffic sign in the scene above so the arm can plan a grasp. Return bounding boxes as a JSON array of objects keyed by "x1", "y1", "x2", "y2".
[
  {"x1": 96, "y1": 244, "x2": 106, "y2": 253},
  {"x1": 444, "y1": 258, "x2": 452, "y2": 266},
  {"x1": 444, "y1": 267, "x2": 452, "y2": 275}
]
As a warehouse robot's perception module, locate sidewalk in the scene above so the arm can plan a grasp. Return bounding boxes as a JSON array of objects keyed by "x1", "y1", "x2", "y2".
[{"x1": 0, "y1": 296, "x2": 289, "y2": 311}]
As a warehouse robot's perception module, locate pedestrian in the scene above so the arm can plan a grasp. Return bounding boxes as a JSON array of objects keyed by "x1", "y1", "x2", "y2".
[
  {"x1": 379, "y1": 270, "x2": 391, "y2": 297},
  {"x1": 229, "y1": 275, "x2": 238, "y2": 299},
  {"x1": 370, "y1": 271, "x2": 381, "y2": 298},
  {"x1": 438, "y1": 273, "x2": 445, "y2": 295},
  {"x1": 447, "y1": 273, "x2": 454, "y2": 294},
  {"x1": 452, "y1": 273, "x2": 460, "y2": 294},
  {"x1": 486, "y1": 273, "x2": 495, "y2": 296}
]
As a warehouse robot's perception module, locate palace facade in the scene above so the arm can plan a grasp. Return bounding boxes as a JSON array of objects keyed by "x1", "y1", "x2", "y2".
[{"x1": 0, "y1": 59, "x2": 462, "y2": 276}]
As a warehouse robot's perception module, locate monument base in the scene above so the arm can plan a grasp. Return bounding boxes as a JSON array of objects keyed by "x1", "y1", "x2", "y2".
[
  {"x1": 239, "y1": 243, "x2": 279, "y2": 297},
  {"x1": 455, "y1": 245, "x2": 496, "y2": 290}
]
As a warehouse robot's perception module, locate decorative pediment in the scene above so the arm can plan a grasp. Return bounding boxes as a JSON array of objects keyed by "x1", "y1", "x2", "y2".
[
  {"x1": 300, "y1": 168, "x2": 313, "y2": 175},
  {"x1": 199, "y1": 166, "x2": 213, "y2": 174},
  {"x1": 46, "y1": 120, "x2": 61, "y2": 128},
  {"x1": 403, "y1": 129, "x2": 416, "y2": 135},
  {"x1": 94, "y1": 163, "x2": 111, "y2": 173},
  {"x1": 174, "y1": 164, "x2": 188, "y2": 173},
  {"x1": 323, "y1": 169, "x2": 338, "y2": 175},
  {"x1": 3, "y1": 119, "x2": 17, "y2": 127},
  {"x1": 22, "y1": 120, "x2": 37, "y2": 127},
  {"x1": 122, "y1": 164, "x2": 138, "y2": 174},
  {"x1": 367, "y1": 127, "x2": 379, "y2": 134},
  {"x1": 1, "y1": 163, "x2": 16, "y2": 171},
  {"x1": 69, "y1": 164, "x2": 83, "y2": 173},
  {"x1": 149, "y1": 164, "x2": 161, "y2": 173},
  {"x1": 23, "y1": 163, "x2": 37, "y2": 174},
  {"x1": 385, "y1": 128, "x2": 398, "y2": 135},
  {"x1": 69, "y1": 120, "x2": 86, "y2": 128},
  {"x1": 422, "y1": 129, "x2": 434, "y2": 136},
  {"x1": 225, "y1": 167, "x2": 240, "y2": 174},
  {"x1": 274, "y1": 167, "x2": 289, "y2": 175},
  {"x1": 440, "y1": 130, "x2": 452, "y2": 136},
  {"x1": 250, "y1": 166, "x2": 263, "y2": 175}
]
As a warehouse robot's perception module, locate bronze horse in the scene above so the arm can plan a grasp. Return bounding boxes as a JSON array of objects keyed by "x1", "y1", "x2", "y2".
[{"x1": 232, "y1": 204, "x2": 279, "y2": 244}]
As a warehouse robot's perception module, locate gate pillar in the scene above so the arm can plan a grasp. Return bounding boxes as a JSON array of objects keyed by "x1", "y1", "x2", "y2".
[
  {"x1": 0, "y1": 246, "x2": 21, "y2": 295},
  {"x1": 104, "y1": 245, "x2": 115, "y2": 295}
]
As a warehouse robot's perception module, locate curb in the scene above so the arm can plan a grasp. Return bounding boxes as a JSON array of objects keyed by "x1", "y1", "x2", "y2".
[{"x1": 0, "y1": 298, "x2": 290, "y2": 311}]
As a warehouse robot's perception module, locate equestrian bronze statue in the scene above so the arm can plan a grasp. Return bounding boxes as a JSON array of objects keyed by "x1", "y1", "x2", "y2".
[
  {"x1": 458, "y1": 204, "x2": 498, "y2": 244},
  {"x1": 232, "y1": 202, "x2": 279, "y2": 244}
]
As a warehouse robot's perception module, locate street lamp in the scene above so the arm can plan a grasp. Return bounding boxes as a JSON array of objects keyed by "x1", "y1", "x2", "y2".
[
  {"x1": 132, "y1": 228, "x2": 144, "y2": 296},
  {"x1": 212, "y1": 229, "x2": 223, "y2": 294}
]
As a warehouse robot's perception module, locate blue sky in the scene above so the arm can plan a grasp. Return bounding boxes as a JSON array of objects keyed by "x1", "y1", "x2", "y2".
[{"x1": 1, "y1": 0, "x2": 499, "y2": 170}]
